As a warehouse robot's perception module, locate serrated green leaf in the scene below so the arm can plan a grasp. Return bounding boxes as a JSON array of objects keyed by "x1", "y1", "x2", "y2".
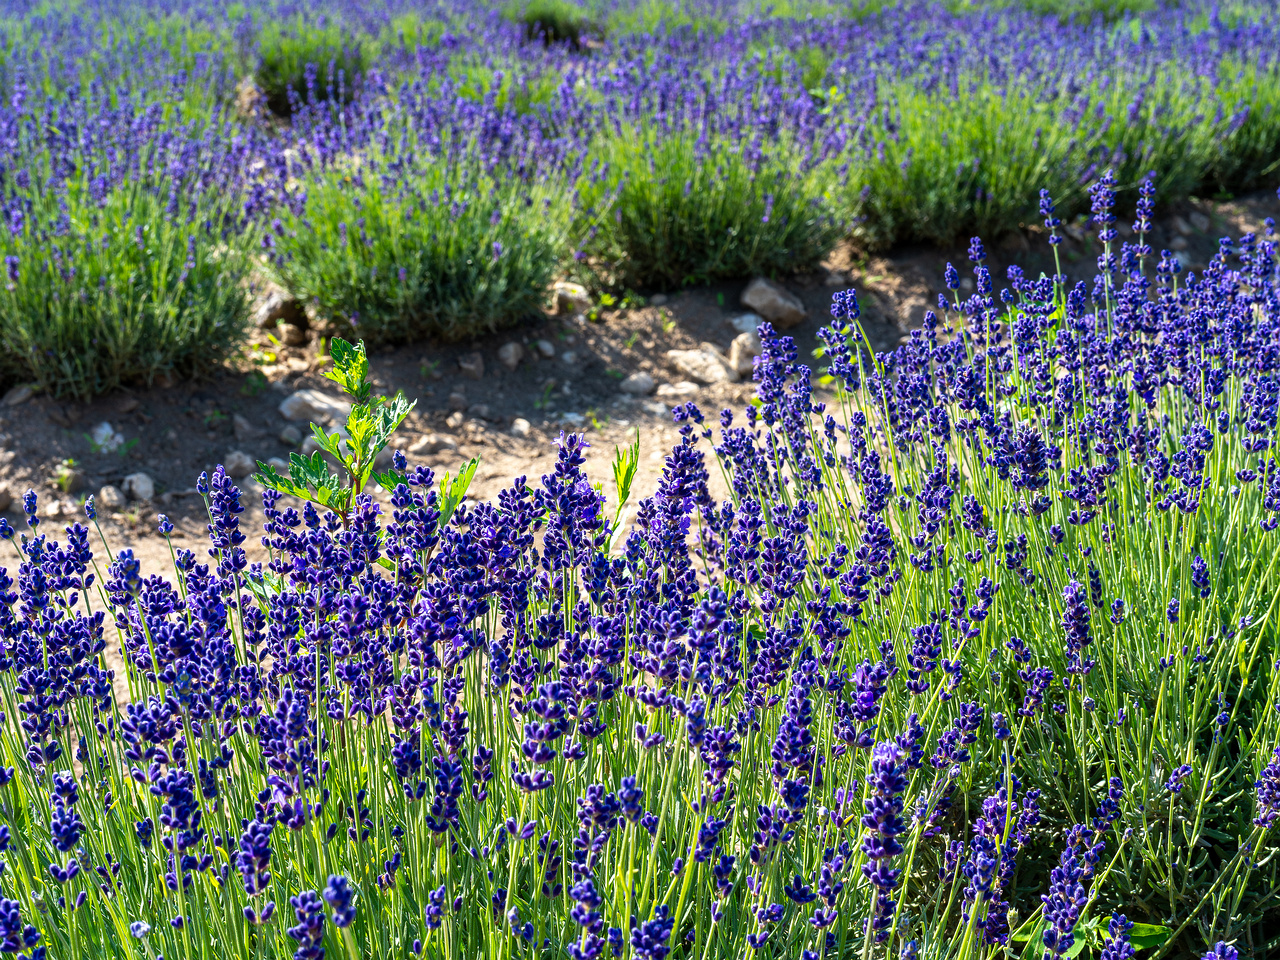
[{"x1": 372, "y1": 469, "x2": 407, "y2": 493}]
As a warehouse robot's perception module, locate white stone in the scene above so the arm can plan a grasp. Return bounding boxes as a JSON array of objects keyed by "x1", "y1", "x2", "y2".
[
  {"x1": 276, "y1": 323, "x2": 308, "y2": 346},
  {"x1": 233, "y1": 414, "x2": 262, "y2": 442},
  {"x1": 1173, "y1": 215, "x2": 1193, "y2": 236},
  {"x1": 649, "y1": 293, "x2": 668, "y2": 306},
  {"x1": 510, "y1": 417, "x2": 532, "y2": 437},
  {"x1": 729, "y1": 331, "x2": 762, "y2": 377},
  {"x1": 279, "y1": 389, "x2": 352, "y2": 423},
  {"x1": 445, "y1": 411, "x2": 465, "y2": 429},
  {"x1": 90, "y1": 421, "x2": 125, "y2": 453},
  {"x1": 535, "y1": 339, "x2": 556, "y2": 358},
  {"x1": 279, "y1": 425, "x2": 302, "y2": 446},
  {"x1": 1189, "y1": 210, "x2": 1211, "y2": 232},
  {"x1": 643, "y1": 400, "x2": 670, "y2": 415},
  {"x1": 740, "y1": 278, "x2": 805, "y2": 328},
  {"x1": 458, "y1": 353, "x2": 485, "y2": 379},
  {"x1": 619, "y1": 372, "x2": 656, "y2": 396},
  {"x1": 98, "y1": 485, "x2": 127, "y2": 511},
  {"x1": 560, "y1": 412, "x2": 585, "y2": 426},
  {"x1": 553, "y1": 281, "x2": 591, "y2": 316},
  {"x1": 224, "y1": 450, "x2": 256, "y2": 479},
  {"x1": 666, "y1": 347, "x2": 738, "y2": 384},
  {"x1": 123, "y1": 472, "x2": 155, "y2": 502},
  {"x1": 730, "y1": 312, "x2": 762, "y2": 335},
  {"x1": 656, "y1": 381, "x2": 700, "y2": 398},
  {"x1": 2, "y1": 384, "x2": 33, "y2": 406},
  {"x1": 497, "y1": 342, "x2": 525, "y2": 371},
  {"x1": 560, "y1": 351, "x2": 577, "y2": 366}
]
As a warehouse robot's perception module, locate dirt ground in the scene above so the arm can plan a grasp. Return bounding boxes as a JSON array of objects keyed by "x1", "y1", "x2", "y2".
[{"x1": 1, "y1": 189, "x2": 1277, "y2": 580}]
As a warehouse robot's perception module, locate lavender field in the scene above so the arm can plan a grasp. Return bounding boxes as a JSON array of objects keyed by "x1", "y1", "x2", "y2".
[{"x1": 2, "y1": 1, "x2": 1280, "y2": 959}]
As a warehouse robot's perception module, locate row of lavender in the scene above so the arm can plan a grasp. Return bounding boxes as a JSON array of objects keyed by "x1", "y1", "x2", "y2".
[
  {"x1": 2, "y1": 0, "x2": 1280, "y2": 395},
  {"x1": 2, "y1": 172, "x2": 1280, "y2": 956}
]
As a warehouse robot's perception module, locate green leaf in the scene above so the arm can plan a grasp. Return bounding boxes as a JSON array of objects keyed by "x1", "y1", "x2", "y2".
[
  {"x1": 612, "y1": 432, "x2": 639, "y2": 515},
  {"x1": 371, "y1": 469, "x2": 407, "y2": 493},
  {"x1": 1128, "y1": 924, "x2": 1172, "y2": 950},
  {"x1": 323, "y1": 337, "x2": 372, "y2": 403},
  {"x1": 439, "y1": 457, "x2": 479, "y2": 528}
]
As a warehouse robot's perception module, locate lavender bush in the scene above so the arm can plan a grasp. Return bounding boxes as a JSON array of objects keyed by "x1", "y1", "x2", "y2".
[{"x1": 3, "y1": 179, "x2": 1280, "y2": 957}]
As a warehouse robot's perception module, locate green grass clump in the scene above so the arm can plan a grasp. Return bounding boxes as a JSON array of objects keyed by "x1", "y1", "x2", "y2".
[
  {"x1": 0, "y1": 186, "x2": 250, "y2": 400},
  {"x1": 255, "y1": 18, "x2": 365, "y2": 117},
  {"x1": 504, "y1": 0, "x2": 594, "y2": 47},
  {"x1": 269, "y1": 154, "x2": 573, "y2": 345},
  {"x1": 581, "y1": 130, "x2": 844, "y2": 289}
]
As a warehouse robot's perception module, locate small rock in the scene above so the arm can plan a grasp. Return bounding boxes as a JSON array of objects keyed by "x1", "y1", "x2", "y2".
[
  {"x1": 644, "y1": 400, "x2": 670, "y2": 415},
  {"x1": 458, "y1": 353, "x2": 485, "y2": 379},
  {"x1": 730, "y1": 313, "x2": 763, "y2": 335},
  {"x1": 276, "y1": 322, "x2": 309, "y2": 346},
  {"x1": 123, "y1": 472, "x2": 155, "y2": 502},
  {"x1": 265, "y1": 457, "x2": 290, "y2": 472},
  {"x1": 740, "y1": 278, "x2": 806, "y2": 328},
  {"x1": 270, "y1": 377, "x2": 294, "y2": 394},
  {"x1": 561, "y1": 351, "x2": 577, "y2": 366},
  {"x1": 90, "y1": 421, "x2": 125, "y2": 453},
  {"x1": 0, "y1": 488, "x2": 11, "y2": 512},
  {"x1": 560, "y1": 412, "x2": 585, "y2": 426},
  {"x1": 43, "y1": 500, "x2": 66, "y2": 520},
  {"x1": 960, "y1": 277, "x2": 975, "y2": 293},
  {"x1": 649, "y1": 293, "x2": 669, "y2": 306},
  {"x1": 1189, "y1": 210, "x2": 1211, "y2": 232},
  {"x1": 1169, "y1": 236, "x2": 1190, "y2": 251},
  {"x1": 620, "y1": 371, "x2": 656, "y2": 396},
  {"x1": 279, "y1": 425, "x2": 302, "y2": 446},
  {"x1": 447, "y1": 390, "x2": 469, "y2": 412},
  {"x1": 729, "y1": 331, "x2": 762, "y2": 377},
  {"x1": 117, "y1": 397, "x2": 140, "y2": 414},
  {"x1": 1063, "y1": 221, "x2": 1087, "y2": 242},
  {"x1": 535, "y1": 339, "x2": 557, "y2": 358},
  {"x1": 233, "y1": 414, "x2": 262, "y2": 442},
  {"x1": 510, "y1": 417, "x2": 532, "y2": 437},
  {"x1": 279, "y1": 389, "x2": 352, "y2": 423},
  {"x1": 224, "y1": 450, "x2": 256, "y2": 479},
  {"x1": 252, "y1": 289, "x2": 304, "y2": 329},
  {"x1": 409, "y1": 433, "x2": 458, "y2": 455},
  {"x1": 2, "y1": 384, "x2": 33, "y2": 407},
  {"x1": 1173, "y1": 215, "x2": 1194, "y2": 236},
  {"x1": 97, "y1": 485, "x2": 127, "y2": 511},
  {"x1": 554, "y1": 281, "x2": 592, "y2": 316},
  {"x1": 445, "y1": 411, "x2": 465, "y2": 429},
  {"x1": 656, "y1": 381, "x2": 700, "y2": 398},
  {"x1": 667, "y1": 347, "x2": 739, "y2": 384},
  {"x1": 497, "y1": 342, "x2": 525, "y2": 371},
  {"x1": 467, "y1": 404, "x2": 493, "y2": 421}
]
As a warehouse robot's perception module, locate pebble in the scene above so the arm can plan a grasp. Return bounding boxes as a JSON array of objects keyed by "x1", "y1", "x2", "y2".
[
  {"x1": 447, "y1": 390, "x2": 469, "y2": 411},
  {"x1": 535, "y1": 339, "x2": 556, "y2": 358},
  {"x1": 497, "y1": 342, "x2": 525, "y2": 371},
  {"x1": 1173, "y1": 215, "x2": 1193, "y2": 236},
  {"x1": 730, "y1": 313, "x2": 762, "y2": 335},
  {"x1": 276, "y1": 322, "x2": 309, "y2": 346},
  {"x1": 233, "y1": 414, "x2": 262, "y2": 442},
  {"x1": 740, "y1": 277, "x2": 806, "y2": 328},
  {"x1": 409, "y1": 433, "x2": 459, "y2": 454},
  {"x1": 729, "y1": 331, "x2": 762, "y2": 377},
  {"x1": 2, "y1": 384, "x2": 33, "y2": 406},
  {"x1": 467, "y1": 404, "x2": 494, "y2": 421},
  {"x1": 561, "y1": 351, "x2": 578, "y2": 366},
  {"x1": 666, "y1": 346, "x2": 738, "y2": 384},
  {"x1": 560, "y1": 412, "x2": 585, "y2": 426},
  {"x1": 445, "y1": 411, "x2": 465, "y2": 429},
  {"x1": 656, "y1": 381, "x2": 700, "y2": 398},
  {"x1": 553, "y1": 281, "x2": 592, "y2": 316},
  {"x1": 649, "y1": 293, "x2": 669, "y2": 306},
  {"x1": 458, "y1": 353, "x2": 485, "y2": 380},
  {"x1": 511, "y1": 417, "x2": 532, "y2": 437},
  {"x1": 90, "y1": 421, "x2": 125, "y2": 453},
  {"x1": 251, "y1": 289, "x2": 303, "y2": 329},
  {"x1": 619, "y1": 371, "x2": 656, "y2": 396},
  {"x1": 279, "y1": 389, "x2": 352, "y2": 423},
  {"x1": 1189, "y1": 210, "x2": 1211, "y2": 232},
  {"x1": 224, "y1": 450, "x2": 256, "y2": 479},
  {"x1": 98, "y1": 484, "x2": 127, "y2": 511},
  {"x1": 123, "y1": 472, "x2": 155, "y2": 502},
  {"x1": 1169, "y1": 236, "x2": 1190, "y2": 251},
  {"x1": 0, "y1": 488, "x2": 10, "y2": 512},
  {"x1": 279, "y1": 425, "x2": 302, "y2": 446}
]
